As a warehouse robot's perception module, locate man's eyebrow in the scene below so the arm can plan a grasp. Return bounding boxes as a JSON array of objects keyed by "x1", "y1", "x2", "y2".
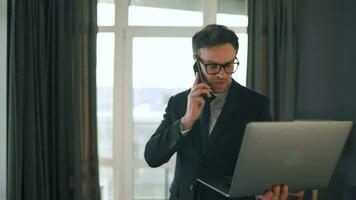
[
  {"x1": 205, "y1": 58, "x2": 235, "y2": 65},
  {"x1": 201, "y1": 58, "x2": 215, "y2": 63},
  {"x1": 224, "y1": 58, "x2": 236, "y2": 64}
]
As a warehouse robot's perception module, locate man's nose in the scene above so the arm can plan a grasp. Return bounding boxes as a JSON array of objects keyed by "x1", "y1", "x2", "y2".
[{"x1": 216, "y1": 66, "x2": 228, "y2": 78}]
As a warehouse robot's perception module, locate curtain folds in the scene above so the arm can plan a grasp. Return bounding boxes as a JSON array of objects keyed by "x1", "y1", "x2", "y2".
[
  {"x1": 247, "y1": 0, "x2": 298, "y2": 121},
  {"x1": 7, "y1": 0, "x2": 100, "y2": 200}
]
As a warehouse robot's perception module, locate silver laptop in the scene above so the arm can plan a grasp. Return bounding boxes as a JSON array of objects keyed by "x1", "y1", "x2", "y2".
[{"x1": 197, "y1": 121, "x2": 353, "y2": 198}]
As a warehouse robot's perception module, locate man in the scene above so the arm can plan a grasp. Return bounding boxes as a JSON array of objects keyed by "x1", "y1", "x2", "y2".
[{"x1": 144, "y1": 24, "x2": 293, "y2": 200}]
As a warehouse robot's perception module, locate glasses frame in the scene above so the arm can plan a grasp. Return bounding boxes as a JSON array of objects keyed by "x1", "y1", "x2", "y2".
[{"x1": 197, "y1": 56, "x2": 240, "y2": 75}]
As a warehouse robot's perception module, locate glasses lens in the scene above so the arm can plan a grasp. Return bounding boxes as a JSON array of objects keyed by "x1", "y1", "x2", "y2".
[
  {"x1": 206, "y1": 64, "x2": 220, "y2": 74},
  {"x1": 225, "y1": 63, "x2": 239, "y2": 73},
  {"x1": 204, "y1": 59, "x2": 239, "y2": 75},
  {"x1": 225, "y1": 63, "x2": 235, "y2": 73}
]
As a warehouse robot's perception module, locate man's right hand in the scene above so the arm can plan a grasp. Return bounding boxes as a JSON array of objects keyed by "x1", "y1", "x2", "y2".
[{"x1": 181, "y1": 73, "x2": 212, "y2": 131}]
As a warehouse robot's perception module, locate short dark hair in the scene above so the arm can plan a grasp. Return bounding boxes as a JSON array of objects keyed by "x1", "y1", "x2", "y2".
[{"x1": 192, "y1": 24, "x2": 239, "y2": 58}]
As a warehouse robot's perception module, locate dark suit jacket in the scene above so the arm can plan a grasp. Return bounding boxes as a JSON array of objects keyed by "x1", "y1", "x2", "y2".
[{"x1": 144, "y1": 80, "x2": 272, "y2": 200}]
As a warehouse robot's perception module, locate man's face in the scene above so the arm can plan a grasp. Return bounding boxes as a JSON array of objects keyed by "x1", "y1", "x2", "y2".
[{"x1": 198, "y1": 43, "x2": 237, "y2": 94}]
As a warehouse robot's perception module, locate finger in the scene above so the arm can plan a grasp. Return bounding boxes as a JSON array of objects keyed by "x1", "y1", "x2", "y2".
[
  {"x1": 190, "y1": 85, "x2": 212, "y2": 97},
  {"x1": 197, "y1": 98, "x2": 205, "y2": 107},
  {"x1": 190, "y1": 88, "x2": 212, "y2": 98},
  {"x1": 272, "y1": 185, "x2": 281, "y2": 197},
  {"x1": 188, "y1": 92, "x2": 205, "y2": 104},
  {"x1": 192, "y1": 82, "x2": 211, "y2": 91},
  {"x1": 279, "y1": 184, "x2": 289, "y2": 200},
  {"x1": 264, "y1": 190, "x2": 274, "y2": 200},
  {"x1": 289, "y1": 191, "x2": 305, "y2": 197}
]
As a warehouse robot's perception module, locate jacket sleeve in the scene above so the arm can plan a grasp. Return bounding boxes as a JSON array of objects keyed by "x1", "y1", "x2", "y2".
[{"x1": 144, "y1": 96, "x2": 187, "y2": 168}]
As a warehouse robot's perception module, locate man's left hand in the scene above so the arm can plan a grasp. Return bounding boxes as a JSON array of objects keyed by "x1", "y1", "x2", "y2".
[{"x1": 256, "y1": 185, "x2": 289, "y2": 200}]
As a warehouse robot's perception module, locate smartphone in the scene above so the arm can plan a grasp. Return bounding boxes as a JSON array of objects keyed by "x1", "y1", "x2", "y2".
[{"x1": 193, "y1": 61, "x2": 215, "y2": 102}]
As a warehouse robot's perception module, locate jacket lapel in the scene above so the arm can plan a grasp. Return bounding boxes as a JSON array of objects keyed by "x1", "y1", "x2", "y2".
[{"x1": 200, "y1": 80, "x2": 244, "y2": 158}]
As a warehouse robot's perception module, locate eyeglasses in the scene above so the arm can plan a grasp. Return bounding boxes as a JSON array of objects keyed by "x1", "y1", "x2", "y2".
[{"x1": 197, "y1": 56, "x2": 240, "y2": 75}]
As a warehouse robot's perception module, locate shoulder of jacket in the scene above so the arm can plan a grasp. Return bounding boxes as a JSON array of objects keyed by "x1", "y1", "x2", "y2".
[{"x1": 231, "y1": 81, "x2": 269, "y2": 103}]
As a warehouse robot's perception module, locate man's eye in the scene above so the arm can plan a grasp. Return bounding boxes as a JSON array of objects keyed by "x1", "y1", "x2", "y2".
[{"x1": 226, "y1": 63, "x2": 234, "y2": 68}]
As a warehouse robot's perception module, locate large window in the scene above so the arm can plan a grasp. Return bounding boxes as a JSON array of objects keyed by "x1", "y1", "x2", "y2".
[{"x1": 96, "y1": 0, "x2": 248, "y2": 199}]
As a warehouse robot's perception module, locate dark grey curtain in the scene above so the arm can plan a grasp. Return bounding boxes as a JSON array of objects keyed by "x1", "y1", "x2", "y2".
[
  {"x1": 7, "y1": 0, "x2": 100, "y2": 200},
  {"x1": 247, "y1": 0, "x2": 298, "y2": 121}
]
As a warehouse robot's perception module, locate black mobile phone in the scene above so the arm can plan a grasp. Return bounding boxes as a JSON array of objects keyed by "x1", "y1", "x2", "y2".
[
  {"x1": 193, "y1": 61, "x2": 207, "y2": 84},
  {"x1": 193, "y1": 61, "x2": 214, "y2": 102}
]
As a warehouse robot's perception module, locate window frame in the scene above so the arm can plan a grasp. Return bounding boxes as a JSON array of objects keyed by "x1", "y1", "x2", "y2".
[{"x1": 0, "y1": 0, "x2": 7, "y2": 198}]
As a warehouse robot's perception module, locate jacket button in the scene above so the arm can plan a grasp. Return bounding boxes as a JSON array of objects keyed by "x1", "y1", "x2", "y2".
[{"x1": 189, "y1": 184, "x2": 195, "y2": 191}]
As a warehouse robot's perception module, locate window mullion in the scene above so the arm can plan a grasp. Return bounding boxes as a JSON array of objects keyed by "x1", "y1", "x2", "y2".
[
  {"x1": 123, "y1": 31, "x2": 134, "y2": 200},
  {"x1": 203, "y1": 0, "x2": 218, "y2": 25},
  {"x1": 114, "y1": 0, "x2": 130, "y2": 200}
]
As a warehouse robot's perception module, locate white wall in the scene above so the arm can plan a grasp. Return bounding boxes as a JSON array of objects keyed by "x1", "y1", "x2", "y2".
[{"x1": 0, "y1": 0, "x2": 7, "y2": 198}]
